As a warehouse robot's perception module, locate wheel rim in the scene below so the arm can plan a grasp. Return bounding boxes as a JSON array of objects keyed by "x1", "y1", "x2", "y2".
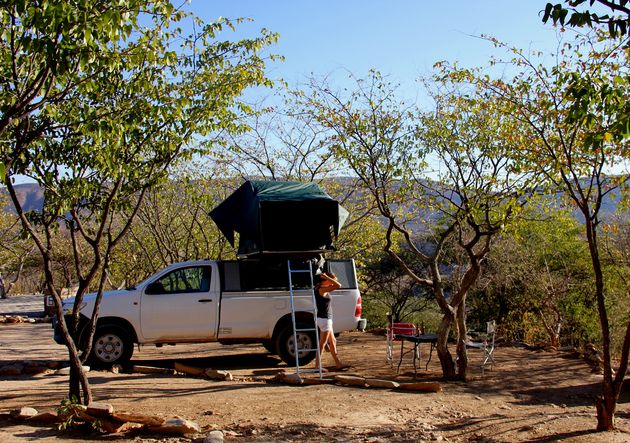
[
  {"x1": 94, "y1": 333, "x2": 124, "y2": 363},
  {"x1": 287, "y1": 332, "x2": 313, "y2": 358}
]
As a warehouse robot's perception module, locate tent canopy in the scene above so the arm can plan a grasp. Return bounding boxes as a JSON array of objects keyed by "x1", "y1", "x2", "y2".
[{"x1": 209, "y1": 180, "x2": 349, "y2": 257}]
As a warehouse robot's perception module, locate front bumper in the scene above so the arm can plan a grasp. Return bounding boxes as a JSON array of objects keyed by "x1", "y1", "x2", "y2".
[{"x1": 52, "y1": 314, "x2": 88, "y2": 345}]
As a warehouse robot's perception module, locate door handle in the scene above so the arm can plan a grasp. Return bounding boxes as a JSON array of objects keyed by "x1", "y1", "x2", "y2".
[{"x1": 198, "y1": 299, "x2": 213, "y2": 303}]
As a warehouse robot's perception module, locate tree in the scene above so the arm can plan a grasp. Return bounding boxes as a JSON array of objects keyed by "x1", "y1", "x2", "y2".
[
  {"x1": 1, "y1": 1, "x2": 276, "y2": 404},
  {"x1": 110, "y1": 165, "x2": 240, "y2": 286},
  {"x1": 543, "y1": 1, "x2": 630, "y2": 39},
  {"x1": 0, "y1": 194, "x2": 35, "y2": 297},
  {"x1": 361, "y1": 249, "x2": 433, "y2": 326},
  {"x1": 471, "y1": 204, "x2": 596, "y2": 347},
  {"x1": 222, "y1": 93, "x2": 339, "y2": 181},
  {"x1": 452, "y1": 32, "x2": 629, "y2": 430},
  {"x1": 303, "y1": 71, "x2": 535, "y2": 379}
]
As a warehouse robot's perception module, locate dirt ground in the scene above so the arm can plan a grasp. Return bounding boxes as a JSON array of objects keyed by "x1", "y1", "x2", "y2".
[{"x1": 1, "y1": 321, "x2": 630, "y2": 443}]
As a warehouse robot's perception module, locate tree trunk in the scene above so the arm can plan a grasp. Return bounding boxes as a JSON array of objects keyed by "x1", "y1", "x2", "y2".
[
  {"x1": 49, "y1": 282, "x2": 93, "y2": 404},
  {"x1": 583, "y1": 215, "x2": 617, "y2": 431},
  {"x1": 596, "y1": 390, "x2": 616, "y2": 431},
  {"x1": 436, "y1": 311, "x2": 456, "y2": 379},
  {"x1": 455, "y1": 302, "x2": 468, "y2": 380}
]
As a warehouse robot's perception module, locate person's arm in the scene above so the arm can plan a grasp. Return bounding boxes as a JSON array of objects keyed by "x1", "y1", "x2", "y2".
[{"x1": 320, "y1": 273, "x2": 341, "y2": 292}]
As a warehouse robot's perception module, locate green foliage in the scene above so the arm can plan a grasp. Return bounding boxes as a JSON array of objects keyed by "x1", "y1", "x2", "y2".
[
  {"x1": 543, "y1": 1, "x2": 630, "y2": 39},
  {"x1": 471, "y1": 204, "x2": 599, "y2": 346},
  {"x1": 0, "y1": 0, "x2": 278, "y2": 404},
  {"x1": 57, "y1": 395, "x2": 82, "y2": 431},
  {"x1": 361, "y1": 250, "x2": 433, "y2": 325}
]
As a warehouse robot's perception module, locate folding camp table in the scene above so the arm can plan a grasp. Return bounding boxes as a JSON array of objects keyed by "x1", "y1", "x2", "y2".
[{"x1": 396, "y1": 333, "x2": 438, "y2": 376}]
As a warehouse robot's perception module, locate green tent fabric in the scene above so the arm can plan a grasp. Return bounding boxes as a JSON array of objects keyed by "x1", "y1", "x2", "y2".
[{"x1": 209, "y1": 180, "x2": 349, "y2": 256}]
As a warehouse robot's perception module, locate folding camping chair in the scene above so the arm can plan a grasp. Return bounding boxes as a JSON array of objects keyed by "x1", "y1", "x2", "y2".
[
  {"x1": 465, "y1": 320, "x2": 496, "y2": 375},
  {"x1": 386, "y1": 321, "x2": 418, "y2": 366}
]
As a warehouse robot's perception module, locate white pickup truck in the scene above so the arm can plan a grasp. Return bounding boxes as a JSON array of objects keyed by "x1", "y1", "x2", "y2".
[{"x1": 54, "y1": 258, "x2": 362, "y2": 367}]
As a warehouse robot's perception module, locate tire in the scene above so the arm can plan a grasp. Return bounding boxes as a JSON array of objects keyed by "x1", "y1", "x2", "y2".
[
  {"x1": 261, "y1": 339, "x2": 277, "y2": 355},
  {"x1": 87, "y1": 325, "x2": 133, "y2": 368},
  {"x1": 275, "y1": 321, "x2": 317, "y2": 366}
]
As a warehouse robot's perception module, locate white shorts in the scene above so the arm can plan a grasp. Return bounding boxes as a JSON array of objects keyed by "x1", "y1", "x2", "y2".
[{"x1": 316, "y1": 317, "x2": 333, "y2": 332}]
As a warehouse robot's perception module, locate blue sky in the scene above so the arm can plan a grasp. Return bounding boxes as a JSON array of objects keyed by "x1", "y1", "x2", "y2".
[{"x1": 190, "y1": 1, "x2": 562, "y2": 91}]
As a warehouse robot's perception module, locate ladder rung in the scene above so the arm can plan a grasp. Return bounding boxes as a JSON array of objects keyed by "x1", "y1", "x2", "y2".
[
  {"x1": 296, "y1": 328, "x2": 317, "y2": 332},
  {"x1": 298, "y1": 368, "x2": 324, "y2": 373},
  {"x1": 290, "y1": 269, "x2": 312, "y2": 273},
  {"x1": 296, "y1": 347, "x2": 318, "y2": 352}
]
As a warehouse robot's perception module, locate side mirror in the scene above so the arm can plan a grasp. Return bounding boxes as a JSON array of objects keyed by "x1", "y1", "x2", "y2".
[{"x1": 145, "y1": 281, "x2": 165, "y2": 295}]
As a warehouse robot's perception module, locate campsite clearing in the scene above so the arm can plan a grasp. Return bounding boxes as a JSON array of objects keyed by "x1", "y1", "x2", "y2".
[{"x1": 1, "y1": 321, "x2": 629, "y2": 442}]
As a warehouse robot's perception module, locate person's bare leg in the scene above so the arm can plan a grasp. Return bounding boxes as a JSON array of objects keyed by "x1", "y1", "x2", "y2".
[
  {"x1": 316, "y1": 330, "x2": 331, "y2": 368},
  {"x1": 327, "y1": 332, "x2": 343, "y2": 368}
]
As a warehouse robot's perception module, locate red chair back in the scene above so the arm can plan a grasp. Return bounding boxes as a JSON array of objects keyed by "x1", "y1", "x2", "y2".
[{"x1": 391, "y1": 322, "x2": 416, "y2": 336}]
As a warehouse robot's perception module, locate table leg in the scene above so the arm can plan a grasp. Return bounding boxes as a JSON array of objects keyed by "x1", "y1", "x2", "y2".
[
  {"x1": 425, "y1": 342, "x2": 435, "y2": 370},
  {"x1": 397, "y1": 340, "x2": 405, "y2": 373},
  {"x1": 412, "y1": 342, "x2": 418, "y2": 377}
]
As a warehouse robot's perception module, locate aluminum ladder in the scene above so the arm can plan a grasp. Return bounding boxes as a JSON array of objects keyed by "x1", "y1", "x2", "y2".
[{"x1": 287, "y1": 259, "x2": 323, "y2": 378}]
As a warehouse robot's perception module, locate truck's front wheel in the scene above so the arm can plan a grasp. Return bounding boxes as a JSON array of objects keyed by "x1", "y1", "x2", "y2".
[
  {"x1": 275, "y1": 322, "x2": 316, "y2": 366},
  {"x1": 87, "y1": 325, "x2": 134, "y2": 368}
]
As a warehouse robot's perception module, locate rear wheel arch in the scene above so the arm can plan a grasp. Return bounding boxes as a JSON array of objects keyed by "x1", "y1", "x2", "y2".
[{"x1": 271, "y1": 312, "x2": 314, "y2": 342}]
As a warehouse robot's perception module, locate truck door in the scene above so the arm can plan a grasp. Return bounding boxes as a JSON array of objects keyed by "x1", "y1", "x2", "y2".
[{"x1": 140, "y1": 265, "x2": 218, "y2": 341}]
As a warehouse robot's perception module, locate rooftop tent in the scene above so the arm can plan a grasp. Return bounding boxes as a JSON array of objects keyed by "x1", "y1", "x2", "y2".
[{"x1": 209, "y1": 180, "x2": 349, "y2": 257}]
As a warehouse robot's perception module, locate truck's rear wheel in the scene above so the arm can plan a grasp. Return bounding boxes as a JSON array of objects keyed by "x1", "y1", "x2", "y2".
[
  {"x1": 275, "y1": 322, "x2": 316, "y2": 366},
  {"x1": 87, "y1": 325, "x2": 133, "y2": 368}
]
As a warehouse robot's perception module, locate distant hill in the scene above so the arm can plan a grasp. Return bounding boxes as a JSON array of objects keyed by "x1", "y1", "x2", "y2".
[
  {"x1": 1, "y1": 179, "x2": 624, "y2": 223},
  {"x1": 1, "y1": 183, "x2": 44, "y2": 213}
]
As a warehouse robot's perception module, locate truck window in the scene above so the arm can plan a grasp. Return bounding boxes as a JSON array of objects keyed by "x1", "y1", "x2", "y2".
[
  {"x1": 151, "y1": 267, "x2": 211, "y2": 294},
  {"x1": 326, "y1": 260, "x2": 357, "y2": 289},
  {"x1": 220, "y1": 259, "x2": 312, "y2": 292},
  {"x1": 219, "y1": 259, "x2": 357, "y2": 292}
]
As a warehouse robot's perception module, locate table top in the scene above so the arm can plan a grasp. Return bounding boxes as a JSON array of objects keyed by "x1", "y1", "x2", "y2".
[{"x1": 396, "y1": 333, "x2": 438, "y2": 343}]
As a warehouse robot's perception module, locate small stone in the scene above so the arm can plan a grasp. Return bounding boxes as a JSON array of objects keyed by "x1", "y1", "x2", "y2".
[
  {"x1": 110, "y1": 364, "x2": 122, "y2": 374},
  {"x1": 150, "y1": 417, "x2": 201, "y2": 435},
  {"x1": 205, "y1": 369, "x2": 233, "y2": 381},
  {"x1": 54, "y1": 366, "x2": 90, "y2": 375},
  {"x1": 204, "y1": 430, "x2": 224, "y2": 443},
  {"x1": 283, "y1": 373, "x2": 303, "y2": 385}
]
